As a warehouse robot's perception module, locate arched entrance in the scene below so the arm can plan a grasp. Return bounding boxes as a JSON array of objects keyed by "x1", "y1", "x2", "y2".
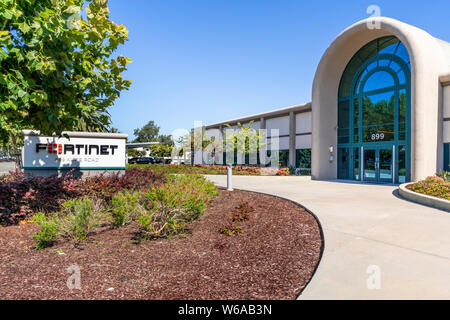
[{"x1": 337, "y1": 36, "x2": 411, "y2": 183}]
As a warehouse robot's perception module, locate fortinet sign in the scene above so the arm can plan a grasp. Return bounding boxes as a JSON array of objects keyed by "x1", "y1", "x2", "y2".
[
  {"x1": 35, "y1": 143, "x2": 119, "y2": 156},
  {"x1": 22, "y1": 131, "x2": 127, "y2": 170}
]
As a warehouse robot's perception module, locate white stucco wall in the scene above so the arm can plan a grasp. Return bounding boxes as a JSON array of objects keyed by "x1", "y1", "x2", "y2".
[
  {"x1": 266, "y1": 116, "x2": 289, "y2": 137},
  {"x1": 296, "y1": 135, "x2": 312, "y2": 149},
  {"x1": 268, "y1": 136, "x2": 289, "y2": 150},
  {"x1": 296, "y1": 112, "x2": 312, "y2": 134}
]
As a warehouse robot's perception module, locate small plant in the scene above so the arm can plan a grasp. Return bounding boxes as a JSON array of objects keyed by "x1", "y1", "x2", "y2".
[
  {"x1": 219, "y1": 225, "x2": 242, "y2": 236},
  {"x1": 109, "y1": 191, "x2": 142, "y2": 227},
  {"x1": 32, "y1": 197, "x2": 105, "y2": 249},
  {"x1": 230, "y1": 202, "x2": 254, "y2": 222},
  {"x1": 437, "y1": 171, "x2": 450, "y2": 182},
  {"x1": 32, "y1": 212, "x2": 62, "y2": 250},
  {"x1": 276, "y1": 168, "x2": 291, "y2": 176},
  {"x1": 59, "y1": 198, "x2": 104, "y2": 241}
]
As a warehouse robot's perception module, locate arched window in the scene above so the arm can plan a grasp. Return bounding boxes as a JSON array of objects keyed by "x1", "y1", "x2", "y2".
[{"x1": 337, "y1": 36, "x2": 411, "y2": 183}]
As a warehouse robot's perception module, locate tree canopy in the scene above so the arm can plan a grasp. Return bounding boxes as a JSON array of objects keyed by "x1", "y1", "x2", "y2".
[{"x1": 0, "y1": 0, "x2": 132, "y2": 145}]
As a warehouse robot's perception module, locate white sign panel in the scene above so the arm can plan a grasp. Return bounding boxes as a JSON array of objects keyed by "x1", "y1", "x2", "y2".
[{"x1": 22, "y1": 131, "x2": 127, "y2": 170}]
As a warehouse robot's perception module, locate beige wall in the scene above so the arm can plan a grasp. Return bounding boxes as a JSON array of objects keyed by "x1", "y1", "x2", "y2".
[
  {"x1": 296, "y1": 112, "x2": 312, "y2": 134},
  {"x1": 266, "y1": 116, "x2": 289, "y2": 136}
]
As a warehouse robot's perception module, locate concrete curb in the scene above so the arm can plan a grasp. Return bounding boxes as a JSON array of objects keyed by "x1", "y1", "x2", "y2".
[{"x1": 399, "y1": 183, "x2": 450, "y2": 212}]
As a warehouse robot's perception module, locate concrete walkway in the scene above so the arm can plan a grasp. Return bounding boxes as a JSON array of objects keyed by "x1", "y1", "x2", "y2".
[{"x1": 205, "y1": 175, "x2": 450, "y2": 300}]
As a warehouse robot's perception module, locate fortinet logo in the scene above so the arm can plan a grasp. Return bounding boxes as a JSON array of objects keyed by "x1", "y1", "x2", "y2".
[{"x1": 36, "y1": 143, "x2": 119, "y2": 156}]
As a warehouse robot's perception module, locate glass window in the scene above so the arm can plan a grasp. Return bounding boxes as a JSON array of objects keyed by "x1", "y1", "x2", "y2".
[
  {"x1": 338, "y1": 36, "x2": 411, "y2": 182},
  {"x1": 338, "y1": 148, "x2": 350, "y2": 179},
  {"x1": 362, "y1": 91, "x2": 395, "y2": 142},
  {"x1": 362, "y1": 71, "x2": 395, "y2": 93},
  {"x1": 296, "y1": 149, "x2": 311, "y2": 175}
]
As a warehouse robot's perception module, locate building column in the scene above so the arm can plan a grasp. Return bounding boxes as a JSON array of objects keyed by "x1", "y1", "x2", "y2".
[
  {"x1": 260, "y1": 117, "x2": 266, "y2": 130},
  {"x1": 289, "y1": 111, "x2": 296, "y2": 167}
]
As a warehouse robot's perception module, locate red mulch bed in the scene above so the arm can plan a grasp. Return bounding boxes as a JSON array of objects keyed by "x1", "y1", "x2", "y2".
[{"x1": 0, "y1": 189, "x2": 322, "y2": 300}]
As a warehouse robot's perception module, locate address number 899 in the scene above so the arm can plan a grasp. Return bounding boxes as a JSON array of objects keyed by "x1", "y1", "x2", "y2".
[{"x1": 371, "y1": 133, "x2": 385, "y2": 141}]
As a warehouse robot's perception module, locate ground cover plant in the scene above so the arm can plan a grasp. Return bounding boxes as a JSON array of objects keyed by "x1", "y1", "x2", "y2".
[
  {"x1": 31, "y1": 174, "x2": 219, "y2": 249},
  {"x1": 0, "y1": 168, "x2": 165, "y2": 226},
  {"x1": 407, "y1": 175, "x2": 450, "y2": 200},
  {"x1": 128, "y1": 163, "x2": 296, "y2": 176}
]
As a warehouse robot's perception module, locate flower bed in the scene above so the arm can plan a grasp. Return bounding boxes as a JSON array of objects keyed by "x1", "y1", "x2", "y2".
[
  {"x1": 0, "y1": 188, "x2": 323, "y2": 299},
  {"x1": 32, "y1": 174, "x2": 219, "y2": 249},
  {"x1": 0, "y1": 168, "x2": 165, "y2": 226},
  {"x1": 406, "y1": 176, "x2": 450, "y2": 200},
  {"x1": 128, "y1": 164, "x2": 293, "y2": 176}
]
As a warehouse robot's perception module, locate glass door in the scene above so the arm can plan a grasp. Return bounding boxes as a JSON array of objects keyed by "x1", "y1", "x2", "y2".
[
  {"x1": 363, "y1": 148, "x2": 377, "y2": 182},
  {"x1": 378, "y1": 148, "x2": 393, "y2": 183},
  {"x1": 362, "y1": 147, "x2": 394, "y2": 183}
]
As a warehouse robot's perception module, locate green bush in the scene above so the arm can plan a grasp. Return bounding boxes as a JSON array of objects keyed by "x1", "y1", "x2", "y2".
[
  {"x1": 32, "y1": 198, "x2": 105, "y2": 249},
  {"x1": 32, "y1": 212, "x2": 62, "y2": 250},
  {"x1": 437, "y1": 171, "x2": 450, "y2": 182},
  {"x1": 138, "y1": 174, "x2": 218, "y2": 238},
  {"x1": 59, "y1": 198, "x2": 104, "y2": 241},
  {"x1": 110, "y1": 191, "x2": 142, "y2": 227},
  {"x1": 32, "y1": 173, "x2": 219, "y2": 247}
]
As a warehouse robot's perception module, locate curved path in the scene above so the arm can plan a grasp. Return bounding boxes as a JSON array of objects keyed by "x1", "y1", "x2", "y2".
[{"x1": 205, "y1": 175, "x2": 450, "y2": 300}]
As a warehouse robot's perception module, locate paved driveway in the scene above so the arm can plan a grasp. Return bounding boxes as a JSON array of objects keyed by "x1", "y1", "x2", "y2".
[
  {"x1": 0, "y1": 162, "x2": 16, "y2": 176},
  {"x1": 205, "y1": 175, "x2": 450, "y2": 300}
]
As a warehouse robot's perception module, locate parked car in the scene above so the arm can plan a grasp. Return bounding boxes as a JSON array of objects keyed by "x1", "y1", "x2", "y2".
[
  {"x1": 153, "y1": 156, "x2": 163, "y2": 164},
  {"x1": 128, "y1": 157, "x2": 139, "y2": 164},
  {"x1": 136, "y1": 157, "x2": 155, "y2": 164}
]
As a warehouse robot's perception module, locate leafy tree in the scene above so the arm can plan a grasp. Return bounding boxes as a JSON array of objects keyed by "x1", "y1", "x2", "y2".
[
  {"x1": 0, "y1": 0, "x2": 132, "y2": 146},
  {"x1": 133, "y1": 120, "x2": 160, "y2": 143},
  {"x1": 127, "y1": 148, "x2": 146, "y2": 158},
  {"x1": 158, "y1": 134, "x2": 173, "y2": 146},
  {"x1": 148, "y1": 143, "x2": 173, "y2": 158}
]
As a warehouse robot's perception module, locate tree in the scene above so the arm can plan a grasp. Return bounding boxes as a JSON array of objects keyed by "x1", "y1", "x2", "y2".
[
  {"x1": 158, "y1": 134, "x2": 173, "y2": 146},
  {"x1": 127, "y1": 148, "x2": 146, "y2": 158},
  {"x1": 148, "y1": 143, "x2": 173, "y2": 158},
  {"x1": 0, "y1": 0, "x2": 132, "y2": 145},
  {"x1": 133, "y1": 120, "x2": 160, "y2": 143}
]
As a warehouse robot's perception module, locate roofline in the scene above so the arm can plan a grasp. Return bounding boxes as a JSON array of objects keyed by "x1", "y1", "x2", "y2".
[
  {"x1": 22, "y1": 130, "x2": 128, "y2": 139},
  {"x1": 204, "y1": 102, "x2": 311, "y2": 129},
  {"x1": 440, "y1": 73, "x2": 450, "y2": 86}
]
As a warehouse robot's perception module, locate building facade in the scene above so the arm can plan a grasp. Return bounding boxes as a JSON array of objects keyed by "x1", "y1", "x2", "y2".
[{"x1": 205, "y1": 17, "x2": 450, "y2": 183}]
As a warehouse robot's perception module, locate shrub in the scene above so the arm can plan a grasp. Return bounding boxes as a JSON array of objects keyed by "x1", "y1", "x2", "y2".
[
  {"x1": 437, "y1": 171, "x2": 450, "y2": 182},
  {"x1": 128, "y1": 164, "x2": 262, "y2": 176},
  {"x1": 32, "y1": 197, "x2": 105, "y2": 249},
  {"x1": 109, "y1": 191, "x2": 142, "y2": 227},
  {"x1": 0, "y1": 170, "x2": 80, "y2": 225},
  {"x1": 276, "y1": 168, "x2": 290, "y2": 176},
  {"x1": 59, "y1": 198, "x2": 104, "y2": 241},
  {"x1": 30, "y1": 173, "x2": 219, "y2": 247},
  {"x1": 32, "y1": 212, "x2": 62, "y2": 250},
  {"x1": 0, "y1": 168, "x2": 165, "y2": 226},
  {"x1": 138, "y1": 174, "x2": 218, "y2": 239},
  {"x1": 74, "y1": 168, "x2": 165, "y2": 200}
]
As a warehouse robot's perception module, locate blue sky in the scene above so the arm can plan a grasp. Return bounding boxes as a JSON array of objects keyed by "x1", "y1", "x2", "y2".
[{"x1": 107, "y1": 0, "x2": 450, "y2": 138}]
